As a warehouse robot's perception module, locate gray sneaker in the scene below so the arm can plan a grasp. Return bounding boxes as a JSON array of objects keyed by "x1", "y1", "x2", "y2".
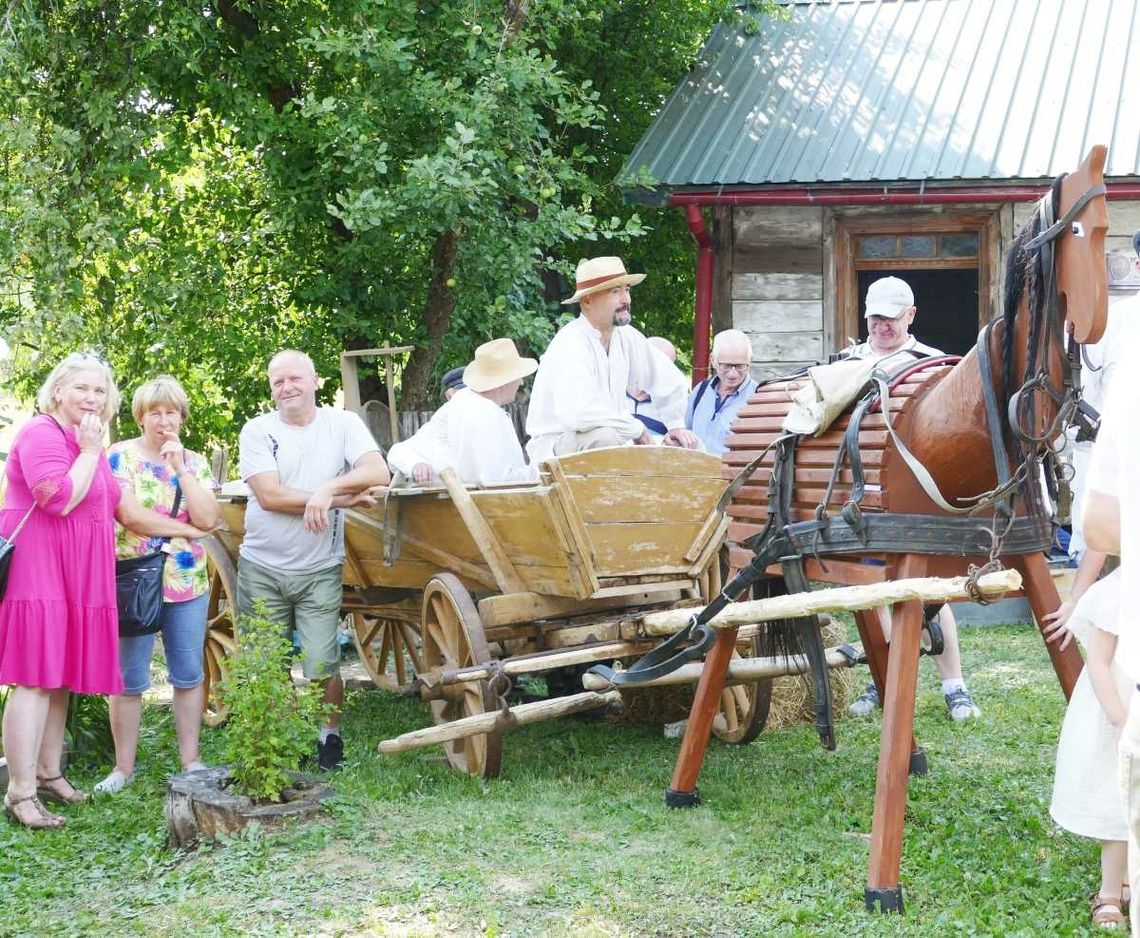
[
  {"x1": 848, "y1": 681, "x2": 880, "y2": 717},
  {"x1": 945, "y1": 688, "x2": 981, "y2": 721}
]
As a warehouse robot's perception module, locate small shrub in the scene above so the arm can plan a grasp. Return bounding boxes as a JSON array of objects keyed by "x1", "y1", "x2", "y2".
[{"x1": 222, "y1": 600, "x2": 324, "y2": 802}]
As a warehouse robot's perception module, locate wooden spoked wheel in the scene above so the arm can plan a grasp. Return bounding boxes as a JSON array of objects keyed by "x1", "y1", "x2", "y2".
[
  {"x1": 350, "y1": 602, "x2": 424, "y2": 692},
  {"x1": 420, "y1": 573, "x2": 503, "y2": 779},
  {"x1": 201, "y1": 535, "x2": 238, "y2": 727},
  {"x1": 705, "y1": 556, "x2": 772, "y2": 745}
]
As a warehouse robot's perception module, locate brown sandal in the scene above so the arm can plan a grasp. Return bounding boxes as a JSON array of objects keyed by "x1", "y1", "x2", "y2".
[
  {"x1": 1090, "y1": 893, "x2": 1126, "y2": 929},
  {"x1": 36, "y1": 774, "x2": 89, "y2": 805},
  {"x1": 4, "y1": 793, "x2": 66, "y2": 829}
]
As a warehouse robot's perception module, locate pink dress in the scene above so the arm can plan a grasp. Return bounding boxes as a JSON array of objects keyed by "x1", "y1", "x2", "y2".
[{"x1": 0, "y1": 414, "x2": 123, "y2": 694}]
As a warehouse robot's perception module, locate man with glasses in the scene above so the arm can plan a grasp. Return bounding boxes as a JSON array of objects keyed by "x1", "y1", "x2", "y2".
[{"x1": 685, "y1": 329, "x2": 757, "y2": 456}]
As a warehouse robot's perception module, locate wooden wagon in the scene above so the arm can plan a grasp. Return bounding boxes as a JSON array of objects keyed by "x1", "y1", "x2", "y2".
[{"x1": 199, "y1": 446, "x2": 773, "y2": 777}]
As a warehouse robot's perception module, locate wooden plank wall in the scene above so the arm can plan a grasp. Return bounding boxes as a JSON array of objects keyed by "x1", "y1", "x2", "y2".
[
  {"x1": 728, "y1": 198, "x2": 1140, "y2": 378},
  {"x1": 731, "y1": 206, "x2": 824, "y2": 381}
]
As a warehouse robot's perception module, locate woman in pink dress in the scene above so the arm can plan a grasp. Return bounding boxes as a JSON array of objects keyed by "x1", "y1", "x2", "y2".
[{"x1": 0, "y1": 352, "x2": 208, "y2": 829}]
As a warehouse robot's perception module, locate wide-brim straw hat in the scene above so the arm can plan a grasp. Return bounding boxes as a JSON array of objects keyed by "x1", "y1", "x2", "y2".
[
  {"x1": 462, "y1": 338, "x2": 538, "y2": 393},
  {"x1": 562, "y1": 256, "x2": 647, "y2": 305}
]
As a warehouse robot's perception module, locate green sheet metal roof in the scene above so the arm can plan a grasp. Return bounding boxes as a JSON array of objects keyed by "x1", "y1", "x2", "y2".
[{"x1": 622, "y1": 0, "x2": 1140, "y2": 196}]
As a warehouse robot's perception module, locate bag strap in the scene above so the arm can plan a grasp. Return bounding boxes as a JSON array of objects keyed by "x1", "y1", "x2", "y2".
[
  {"x1": 6, "y1": 504, "x2": 36, "y2": 543},
  {"x1": 154, "y1": 481, "x2": 184, "y2": 548}
]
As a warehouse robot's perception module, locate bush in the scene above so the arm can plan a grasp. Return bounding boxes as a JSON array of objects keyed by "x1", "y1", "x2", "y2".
[{"x1": 222, "y1": 600, "x2": 324, "y2": 802}]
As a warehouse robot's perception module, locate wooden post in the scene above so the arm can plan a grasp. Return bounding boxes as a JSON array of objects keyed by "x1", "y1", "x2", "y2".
[
  {"x1": 854, "y1": 606, "x2": 924, "y2": 776},
  {"x1": 665, "y1": 625, "x2": 740, "y2": 808},
  {"x1": 383, "y1": 344, "x2": 399, "y2": 445},
  {"x1": 338, "y1": 345, "x2": 415, "y2": 427},
  {"x1": 1015, "y1": 551, "x2": 1083, "y2": 699},
  {"x1": 439, "y1": 468, "x2": 528, "y2": 594},
  {"x1": 865, "y1": 553, "x2": 926, "y2": 914}
]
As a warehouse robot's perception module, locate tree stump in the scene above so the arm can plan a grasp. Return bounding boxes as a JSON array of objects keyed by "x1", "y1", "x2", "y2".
[{"x1": 165, "y1": 766, "x2": 333, "y2": 848}]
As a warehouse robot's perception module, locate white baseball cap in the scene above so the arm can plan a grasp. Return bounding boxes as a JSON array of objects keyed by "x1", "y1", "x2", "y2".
[{"x1": 864, "y1": 276, "x2": 915, "y2": 319}]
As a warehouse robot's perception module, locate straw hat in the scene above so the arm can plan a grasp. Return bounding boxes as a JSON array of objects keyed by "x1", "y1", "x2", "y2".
[
  {"x1": 462, "y1": 338, "x2": 538, "y2": 393},
  {"x1": 561, "y1": 256, "x2": 647, "y2": 305}
]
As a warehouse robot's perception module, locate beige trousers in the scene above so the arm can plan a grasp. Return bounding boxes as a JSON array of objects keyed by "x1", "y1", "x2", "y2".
[{"x1": 552, "y1": 427, "x2": 624, "y2": 456}]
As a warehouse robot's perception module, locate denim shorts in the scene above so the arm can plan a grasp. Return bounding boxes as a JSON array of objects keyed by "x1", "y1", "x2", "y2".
[{"x1": 118, "y1": 593, "x2": 209, "y2": 695}]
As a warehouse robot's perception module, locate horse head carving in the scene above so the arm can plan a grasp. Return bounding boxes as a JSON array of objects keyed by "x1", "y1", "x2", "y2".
[{"x1": 1057, "y1": 145, "x2": 1108, "y2": 344}]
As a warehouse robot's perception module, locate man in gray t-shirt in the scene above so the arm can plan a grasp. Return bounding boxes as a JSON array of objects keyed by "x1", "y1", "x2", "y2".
[{"x1": 237, "y1": 349, "x2": 389, "y2": 770}]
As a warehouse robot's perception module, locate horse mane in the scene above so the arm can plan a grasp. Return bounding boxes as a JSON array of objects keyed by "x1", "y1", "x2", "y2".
[{"x1": 1000, "y1": 174, "x2": 1065, "y2": 413}]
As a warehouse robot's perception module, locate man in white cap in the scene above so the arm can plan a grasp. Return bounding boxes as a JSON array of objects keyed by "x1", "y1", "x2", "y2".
[
  {"x1": 841, "y1": 276, "x2": 980, "y2": 722},
  {"x1": 843, "y1": 275, "x2": 941, "y2": 369},
  {"x1": 387, "y1": 338, "x2": 539, "y2": 486},
  {"x1": 526, "y1": 256, "x2": 700, "y2": 462}
]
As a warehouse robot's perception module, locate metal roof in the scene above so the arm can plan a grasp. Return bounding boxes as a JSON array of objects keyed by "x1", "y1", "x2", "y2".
[{"x1": 622, "y1": 0, "x2": 1140, "y2": 195}]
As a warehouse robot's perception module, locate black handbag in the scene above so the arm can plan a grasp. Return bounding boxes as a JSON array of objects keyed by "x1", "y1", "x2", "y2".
[
  {"x1": 116, "y1": 483, "x2": 182, "y2": 637},
  {"x1": 0, "y1": 505, "x2": 36, "y2": 602}
]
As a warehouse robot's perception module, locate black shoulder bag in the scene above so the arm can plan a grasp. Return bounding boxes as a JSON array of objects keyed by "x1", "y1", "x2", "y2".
[
  {"x1": 116, "y1": 483, "x2": 182, "y2": 637},
  {"x1": 0, "y1": 505, "x2": 36, "y2": 602}
]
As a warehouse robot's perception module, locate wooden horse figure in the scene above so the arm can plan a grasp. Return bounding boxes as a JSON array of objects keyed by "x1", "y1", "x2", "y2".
[{"x1": 621, "y1": 145, "x2": 1109, "y2": 913}]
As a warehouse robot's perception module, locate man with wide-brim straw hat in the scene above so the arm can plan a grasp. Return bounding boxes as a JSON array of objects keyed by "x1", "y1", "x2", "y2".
[
  {"x1": 387, "y1": 338, "x2": 540, "y2": 486},
  {"x1": 526, "y1": 256, "x2": 700, "y2": 462}
]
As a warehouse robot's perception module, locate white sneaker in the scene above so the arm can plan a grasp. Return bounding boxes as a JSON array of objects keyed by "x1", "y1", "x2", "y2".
[
  {"x1": 945, "y1": 688, "x2": 981, "y2": 721},
  {"x1": 93, "y1": 769, "x2": 132, "y2": 794},
  {"x1": 848, "y1": 681, "x2": 880, "y2": 717}
]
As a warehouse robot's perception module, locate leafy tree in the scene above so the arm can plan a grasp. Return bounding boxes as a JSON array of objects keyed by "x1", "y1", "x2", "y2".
[{"x1": 1, "y1": 1, "x2": 760, "y2": 450}]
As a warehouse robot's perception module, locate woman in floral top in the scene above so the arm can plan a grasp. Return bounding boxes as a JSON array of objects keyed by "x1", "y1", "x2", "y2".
[{"x1": 96, "y1": 376, "x2": 221, "y2": 794}]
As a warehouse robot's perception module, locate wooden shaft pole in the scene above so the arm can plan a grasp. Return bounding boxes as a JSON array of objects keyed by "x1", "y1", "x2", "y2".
[
  {"x1": 580, "y1": 642, "x2": 860, "y2": 691},
  {"x1": 437, "y1": 640, "x2": 653, "y2": 687},
  {"x1": 640, "y1": 570, "x2": 1021, "y2": 634},
  {"x1": 383, "y1": 343, "x2": 399, "y2": 445},
  {"x1": 378, "y1": 690, "x2": 621, "y2": 755},
  {"x1": 439, "y1": 468, "x2": 528, "y2": 594}
]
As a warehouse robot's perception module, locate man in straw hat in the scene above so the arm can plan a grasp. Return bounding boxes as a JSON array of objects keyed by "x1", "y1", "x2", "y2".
[
  {"x1": 526, "y1": 256, "x2": 699, "y2": 462},
  {"x1": 387, "y1": 338, "x2": 540, "y2": 485}
]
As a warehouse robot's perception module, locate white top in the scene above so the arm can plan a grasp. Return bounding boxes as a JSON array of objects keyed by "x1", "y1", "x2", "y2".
[
  {"x1": 386, "y1": 387, "x2": 538, "y2": 486},
  {"x1": 1080, "y1": 291, "x2": 1140, "y2": 419},
  {"x1": 1087, "y1": 347, "x2": 1140, "y2": 679},
  {"x1": 525, "y1": 316, "x2": 689, "y2": 462},
  {"x1": 238, "y1": 407, "x2": 380, "y2": 573},
  {"x1": 844, "y1": 335, "x2": 943, "y2": 372}
]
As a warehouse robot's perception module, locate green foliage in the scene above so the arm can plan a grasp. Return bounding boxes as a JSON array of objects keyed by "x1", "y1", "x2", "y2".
[
  {"x1": 221, "y1": 600, "x2": 323, "y2": 803},
  {"x1": 0, "y1": 1, "x2": 766, "y2": 440},
  {"x1": 64, "y1": 692, "x2": 114, "y2": 767}
]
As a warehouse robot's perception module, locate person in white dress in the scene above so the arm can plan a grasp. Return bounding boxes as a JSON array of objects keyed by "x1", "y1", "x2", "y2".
[
  {"x1": 1046, "y1": 563, "x2": 1130, "y2": 928},
  {"x1": 387, "y1": 338, "x2": 539, "y2": 486}
]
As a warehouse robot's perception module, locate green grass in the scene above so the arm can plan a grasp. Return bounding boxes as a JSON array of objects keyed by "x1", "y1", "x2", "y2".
[{"x1": 0, "y1": 625, "x2": 1110, "y2": 936}]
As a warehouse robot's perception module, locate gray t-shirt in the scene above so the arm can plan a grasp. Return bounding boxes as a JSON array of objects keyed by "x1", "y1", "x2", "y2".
[{"x1": 238, "y1": 407, "x2": 380, "y2": 573}]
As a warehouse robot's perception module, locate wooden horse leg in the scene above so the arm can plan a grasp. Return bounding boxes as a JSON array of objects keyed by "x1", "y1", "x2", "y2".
[
  {"x1": 1014, "y1": 551, "x2": 1083, "y2": 700},
  {"x1": 664, "y1": 625, "x2": 739, "y2": 808},
  {"x1": 865, "y1": 553, "x2": 927, "y2": 914},
  {"x1": 854, "y1": 607, "x2": 928, "y2": 777}
]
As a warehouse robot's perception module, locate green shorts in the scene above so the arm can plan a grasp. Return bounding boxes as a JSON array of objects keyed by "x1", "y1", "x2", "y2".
[{"x1": 237, "y1": 558, "x2": 343, "y2": 680}]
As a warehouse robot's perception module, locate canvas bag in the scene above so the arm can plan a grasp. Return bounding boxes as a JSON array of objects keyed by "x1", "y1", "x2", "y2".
[{"x1": 781, "y1": 356, "x2": 881, "y2": 436}]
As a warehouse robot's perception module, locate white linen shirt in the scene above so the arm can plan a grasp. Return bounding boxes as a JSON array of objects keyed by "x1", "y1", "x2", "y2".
[
  {"x1": 386, "y1": 388, "x2": 538, "y2": 486},
  {"x1": 526, "y1": 316, "x2": 689, "y2": 462},
  {"x1": 844, "y1": 335, "x2": 943, "y2": 372}
]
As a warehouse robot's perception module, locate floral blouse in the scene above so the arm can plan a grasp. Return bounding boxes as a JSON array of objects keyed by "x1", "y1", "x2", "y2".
[{"x1": 108, "y1": 441, "x2": 218, "y2": 603}]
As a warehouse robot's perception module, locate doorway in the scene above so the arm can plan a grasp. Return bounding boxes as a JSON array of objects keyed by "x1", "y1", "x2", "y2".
[{"x1": 856, "y1": 268, "x2": 979, "y2": 356}]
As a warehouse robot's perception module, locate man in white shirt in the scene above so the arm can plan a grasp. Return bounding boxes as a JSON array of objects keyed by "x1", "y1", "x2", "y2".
[
  {"x1": 1083, "y1": 346, "x2": 1140, "y2": 935},
  {"x1": 841, "y1": 275, "x2": 942, "y2": 370},
  {"x1": 387, "y1": 338, "x2": 539, "y2": 486},
  {"x1": 840, "y1": 276, "x2": 981, "y2": 723},
  {"x1": 237, "y1": 349, "x2": 389, "y2": 770},
  {"x1": 526, "y1": 256, "x2": 700, "y2": 462}
]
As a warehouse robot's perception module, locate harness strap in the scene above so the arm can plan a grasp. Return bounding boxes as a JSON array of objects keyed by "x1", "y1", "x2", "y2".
[
  {"x1": 975, "y1": 321, "x2": 1013, "y2": 519},
  {"x1": 1023, "y1": 183, "x2": 1106, "y2": 249}
]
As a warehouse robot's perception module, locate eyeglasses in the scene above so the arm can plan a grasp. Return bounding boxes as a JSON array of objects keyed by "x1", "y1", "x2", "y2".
[{"x1": 715, "y1": 362, "x2": 749, "y2": 373}]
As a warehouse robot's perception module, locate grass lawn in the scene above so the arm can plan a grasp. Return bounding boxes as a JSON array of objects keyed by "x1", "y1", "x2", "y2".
[{"x1": 0, "y1": 624, "x2": 1110, "y2": 936}]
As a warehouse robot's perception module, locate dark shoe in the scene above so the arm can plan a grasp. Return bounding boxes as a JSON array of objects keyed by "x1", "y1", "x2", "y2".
[
  {"x1": 317, "y1": 733, "x2": 344, "y2": 771},
  {"x1": 36, "y1": 774, "x2": 89, "y2": 805}
]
